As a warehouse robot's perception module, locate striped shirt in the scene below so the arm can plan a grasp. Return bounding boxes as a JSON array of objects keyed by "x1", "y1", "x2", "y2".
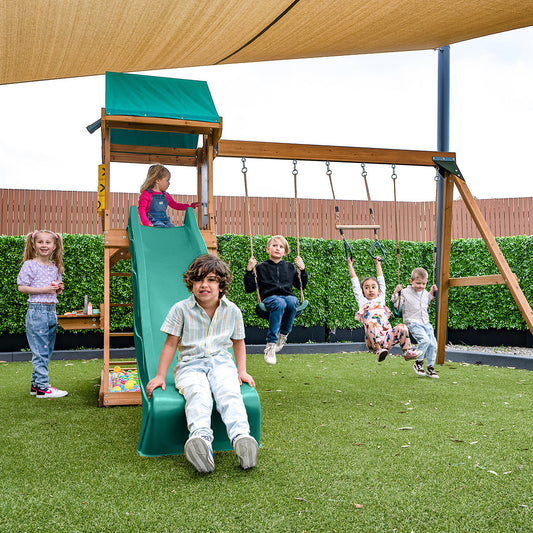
[{"x1": 161, "y1": 294, "x2": 245, "y2": 362}]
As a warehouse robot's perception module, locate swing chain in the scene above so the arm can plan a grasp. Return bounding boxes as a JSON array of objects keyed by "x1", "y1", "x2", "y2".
[
  {"x1": 361, "y1": 162, "x2": 367, "y2": 178},
  {"x1": 325, "y1": 161, "x2": 332, "y2": 176},
  {"x1": 241, "y1": 156, "x2": 247, "y2": 174},
  {"x1": 292, "y1": 160, "x2": 298, "y2": 176},
  {"x1": 434, "y1": 166, "x2": 440, "y2": 181},
  {"x1": 391, "y1": 164, "x2": 397, "y2": 181}
]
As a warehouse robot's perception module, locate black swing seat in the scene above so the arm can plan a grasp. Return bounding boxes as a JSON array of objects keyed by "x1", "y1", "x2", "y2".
[{"x1": 255, "y1": 299, "x2": 309, "y2": 320}]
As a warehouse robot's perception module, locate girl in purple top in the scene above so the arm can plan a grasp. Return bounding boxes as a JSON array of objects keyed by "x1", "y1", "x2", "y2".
[
  {"x1": 138, "y1": 164, "x2": 201, "y2": 227},
  {"x1": 17, "y1": 230, "x2": 68, "y2": 399}
]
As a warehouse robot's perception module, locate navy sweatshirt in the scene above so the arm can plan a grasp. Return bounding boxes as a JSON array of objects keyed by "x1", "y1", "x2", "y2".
[{"x1": 244, "y1": 259, "x2": 308, "y2": 300}]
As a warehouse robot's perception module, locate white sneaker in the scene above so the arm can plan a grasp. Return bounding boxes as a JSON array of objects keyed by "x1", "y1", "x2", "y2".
[
  {"x1": 264, "y1": 343, "x2": 277, "y2": 365},
  {"x1": 233, "y1": 434, "x2": 259, "y2": 469},
  {"x1": 275, "y1": 333, "x2": 288, "y2": 353},
  {"x1": 35, "y1": 386, "x2": 68, "y2": 399},
  {"x1": 184, "y1": 436, "x2": 215, "y2": 473}
]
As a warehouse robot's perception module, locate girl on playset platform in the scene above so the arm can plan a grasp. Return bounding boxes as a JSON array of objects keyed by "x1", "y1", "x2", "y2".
[{"x1": 138, "y1": 164, "x2": 201, "y2": 227}]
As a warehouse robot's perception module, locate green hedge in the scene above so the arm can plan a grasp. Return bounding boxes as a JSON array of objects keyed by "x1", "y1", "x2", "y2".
[{"x1": 1, "y1": 233, "x2": 532, "y2": 335}]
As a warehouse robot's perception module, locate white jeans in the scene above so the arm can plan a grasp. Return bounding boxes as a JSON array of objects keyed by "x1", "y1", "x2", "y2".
[
  {"x1": 407, "y1": 322, "x2": 437, "y2": 367},
  {"x1": 174, "y1": 355, "x2": 250, "y2": 443}
]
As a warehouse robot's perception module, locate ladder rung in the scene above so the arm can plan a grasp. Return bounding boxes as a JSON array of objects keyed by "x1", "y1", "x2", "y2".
[
  {"x1": 110, "y1": 272, "x2": 132, "y2": 277},
  {"x1": 109, "y1": 332, "x2": 134, "y2": 337},
  {"x1": 109, "y1": 303, "x2": 133, "y2": 307},
  {"x1": 336, "y1": 224, "x2": 381, "y2": 230}
]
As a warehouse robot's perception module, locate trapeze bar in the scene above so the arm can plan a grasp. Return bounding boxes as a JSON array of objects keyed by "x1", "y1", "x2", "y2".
[{"x1": 336, "y1": 224, "x2": 381, "y2": 231}]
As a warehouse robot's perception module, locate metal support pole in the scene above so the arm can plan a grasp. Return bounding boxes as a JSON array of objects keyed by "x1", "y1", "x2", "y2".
[{"x1": 435, "y1": 45, "x2": 450, "y2": 342}]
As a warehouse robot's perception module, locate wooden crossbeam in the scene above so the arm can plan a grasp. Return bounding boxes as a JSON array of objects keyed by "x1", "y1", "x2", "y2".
[
  {"x1": 217, "y1": 139, "x2": 455, "y2": 166},
  {"x1": 448, "y1": 274, "x2": 514, "y2": 287}
]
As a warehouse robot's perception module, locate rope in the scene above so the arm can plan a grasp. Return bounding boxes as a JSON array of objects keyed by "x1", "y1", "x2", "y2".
[
  {"x1": 361, "y1": 163, "x2": 378, "y2": 240},
  {"x1": 391, "y1": 164, "x2": 401, "y2": 285},
  {"x1": 326, "y1": 161, "x2": 353, "y2": 260},
  {"x1": 241, "y1": 157, "x2": 262, "y2": 303},
  {"x1": 361, "y1": 163, "x2": 386, "y2": 260},
  {"x1": 432, "y1": 168, "x2": 440, "y2": 286},
  {"x1": 292, "y1": 160, "x2": 305, "y2": 302}
]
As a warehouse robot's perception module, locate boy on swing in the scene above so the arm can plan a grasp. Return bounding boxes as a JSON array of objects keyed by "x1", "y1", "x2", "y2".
[{"x1": 245, "y1": 235, "x2": 308, "y2": 365}]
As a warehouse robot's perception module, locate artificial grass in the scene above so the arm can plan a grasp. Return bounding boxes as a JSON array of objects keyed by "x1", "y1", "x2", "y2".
[{"x1": 0, "y1": 353, "x2": 531, "y2": 532}]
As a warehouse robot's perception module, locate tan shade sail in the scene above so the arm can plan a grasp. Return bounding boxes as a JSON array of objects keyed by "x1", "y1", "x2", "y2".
[{"x1": 1, "y1": 0, "x2": 532, "y2": 85}]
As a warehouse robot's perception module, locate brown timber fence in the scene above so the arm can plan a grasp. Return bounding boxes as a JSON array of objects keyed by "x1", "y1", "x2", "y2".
[{"x1": 1, "y1": 189, "x2": 531, "y2": 241}]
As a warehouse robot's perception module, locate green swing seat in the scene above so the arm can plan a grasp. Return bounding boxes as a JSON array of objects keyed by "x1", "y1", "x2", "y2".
[
  {"x1": 255, "y1": 299, "x2": 309, "y2": 320},
  {"x1": 128, "y1": 207, "x2": 261, "y2": 457}
]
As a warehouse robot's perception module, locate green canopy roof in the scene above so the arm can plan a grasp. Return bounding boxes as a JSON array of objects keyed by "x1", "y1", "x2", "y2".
[{"x1": 105, "y1": 71, "x2": 219, "y2": 150}]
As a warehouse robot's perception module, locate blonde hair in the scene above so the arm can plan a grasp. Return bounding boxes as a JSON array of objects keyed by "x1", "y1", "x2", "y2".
[
  {"x1": 140, "y1": 164, "x2": 170, "y2": 193},
  {"x1": 23, "y1": 230, "x2": 64, "y2": 274},
  {"x1": 411, "y1": 267, "x2": 428, "y2": 281},
  {"x1": 266, "y1": 235, "x2": 290, "y2": 254}
]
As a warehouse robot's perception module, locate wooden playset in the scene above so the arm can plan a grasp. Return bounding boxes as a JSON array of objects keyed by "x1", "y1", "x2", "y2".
[{"x1": 61, "y1": 71, "x2": 533, "y2": 408}]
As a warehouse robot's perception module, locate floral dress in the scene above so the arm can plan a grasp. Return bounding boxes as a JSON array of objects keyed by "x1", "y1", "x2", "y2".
[{"x1": 352, "y1": 276, "x2": 412, "y2": 353}]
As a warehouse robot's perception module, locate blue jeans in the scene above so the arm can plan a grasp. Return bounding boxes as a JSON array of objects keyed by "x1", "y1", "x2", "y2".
[
  {"x1": 26, "y1": 303, "x2": 57, "y2": 389},
  {"x1": 263, "y1": 294, "x2": 298, "y2": 344},
  {"x1": 407, "y1": 322, "x2": 437, "y2": 367},
  {"x1": 174, "y1": 355, "x2": 250, "y2": 443}
]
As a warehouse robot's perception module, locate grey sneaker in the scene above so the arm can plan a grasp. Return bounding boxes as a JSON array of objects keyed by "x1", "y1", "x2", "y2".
[
  {"x1": 233, "y1": 434, "x2": 259, "y2": 470},
  {"x1": 426, "y1": 366, "x2": 440, "y2": 379},
  {"x1": 275, "y1": 333, "x2": 288, "y2": 353},
  {"x1": 413, "y1": 360, "x2": 425, "y2": 376},
  {"x1": 184, "y1": 436, "x2": 215, "y2": 473},
  {"x1": 264, "y1": 343, "x2": 276, "y2": 365}
]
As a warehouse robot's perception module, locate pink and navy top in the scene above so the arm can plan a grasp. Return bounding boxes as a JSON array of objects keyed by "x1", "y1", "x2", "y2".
[
  {"x1": 17, "y1": 260, "x2": 62, "y2": 304},
  {"x1": 138, "y1": 189, "x2": 195, "y2": 226}
]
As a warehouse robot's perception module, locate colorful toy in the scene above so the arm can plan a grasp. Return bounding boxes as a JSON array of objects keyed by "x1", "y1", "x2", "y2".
[{"x1": 109, "y1": 366, "x2": 140, "y2": 393}]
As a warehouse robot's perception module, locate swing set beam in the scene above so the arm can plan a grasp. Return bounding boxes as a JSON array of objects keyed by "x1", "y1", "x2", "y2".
[{"x1": 217, "y1": 140, "x2": 454, "y2": 166}]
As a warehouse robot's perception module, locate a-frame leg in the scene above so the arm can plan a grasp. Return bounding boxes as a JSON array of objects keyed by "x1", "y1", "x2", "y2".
[{"x1": 452, "y1": 175, "x2": 533, "y2": 332}]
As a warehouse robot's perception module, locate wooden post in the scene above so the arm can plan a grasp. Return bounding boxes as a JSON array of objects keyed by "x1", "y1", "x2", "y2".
[{"x1": 436, "y1": 171, "x2": 455, "y2": 364}]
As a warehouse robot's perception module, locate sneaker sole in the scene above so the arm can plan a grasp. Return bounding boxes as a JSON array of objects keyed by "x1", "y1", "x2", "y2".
[
  {"x1": 184, "y1": 438, "x2": 214, "y2": 473},
  {"x1": 377, "y1": 350, "x2": 388, "y2": 362},
  {"x1": 264, "y1": 354, "x2": 276, "y2": 365},
  {"x1": 234, "y1": 436, "x2": 258, "y2": 470}
]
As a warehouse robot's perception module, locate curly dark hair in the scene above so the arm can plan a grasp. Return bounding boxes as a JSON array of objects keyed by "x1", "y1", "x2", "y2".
[{"x1": 183, "y1": 254, "x2": 233, "y2": 298}]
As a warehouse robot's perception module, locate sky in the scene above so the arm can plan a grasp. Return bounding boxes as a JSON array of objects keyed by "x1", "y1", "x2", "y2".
[{"x1": 0, "y1": 26, "x2": 532, "y2": 203}]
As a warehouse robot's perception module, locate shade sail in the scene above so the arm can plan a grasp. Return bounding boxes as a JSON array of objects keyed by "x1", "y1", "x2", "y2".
[{"x1": 1, "y1": 0, "x2": 533, "y2": 84}]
